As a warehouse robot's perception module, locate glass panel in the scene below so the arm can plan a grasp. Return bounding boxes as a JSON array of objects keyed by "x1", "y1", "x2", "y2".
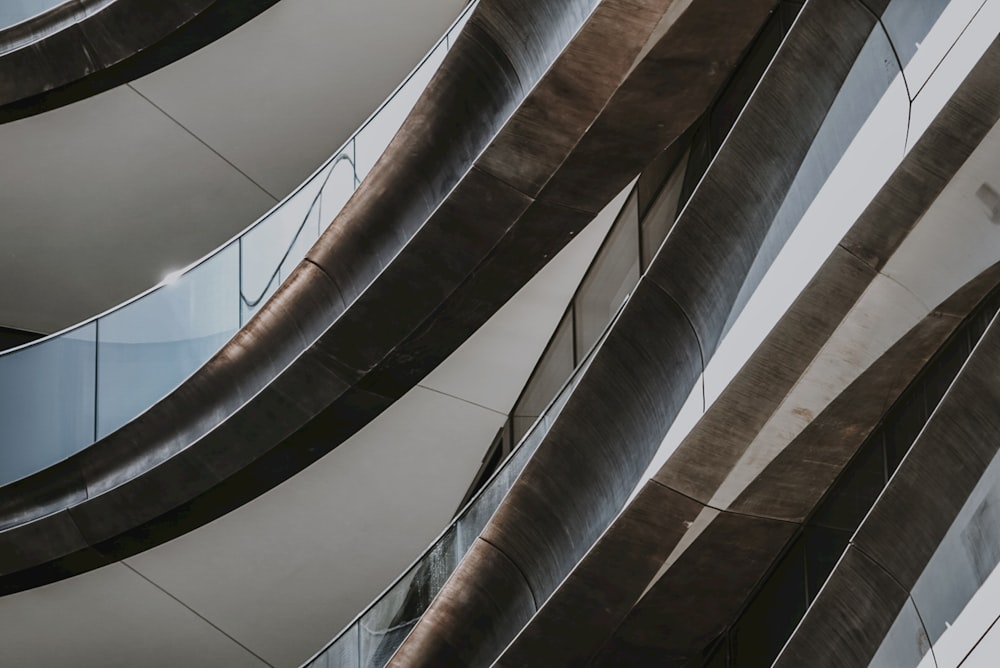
[
  {"x1": 318, "y1": 154, "x2": 358, "y2": 234},
  {"x1": 730, "y1": 541, "x2": 807, "y2": 667},
  {"x1": 354, "y1": 41, "x2": 448, "y2": 180},
  {"x1": 882, "y1": 0, "x2": 961, "y2": 93},
  {"x1": 449, "y1": 4, "x2": 474, "y2": 37},
  {"x1": 511, "y1": 309, "x2": 574, "y2": 443},
  {"x1": 96, "y1": 244, "x2": 239, "y2": 437},
  {"x1": 717, "y1": 27, "x2": 904, "y2": 342},
  {"x1": 455, "y1": 421, "x2": 548, "y2": 555},
  {"x1": 640, "y1": 151, "x2": 688, "y2": 270},
  {"x1": 0, "y1": 0, "x2": 60, "y2": 29},
  {"x1": 359, "y1": 527, "x2": 459, "y2": 667},
  {"x1": 0, "y1": 323, "x2": 96, "y2": 485},
  {"x1": 910, "y1": 452, "x2": 1000, "y2": 646},
  {"x1": 308, "y1": 622, "x2": 359, "y2": 668},
  {"x1": 810, "y1": 429, "x2": 887, "y2": 532},
  {"x1": 574, "y1": 195, "x2": 640, "y2": 357},
  {"x1": 240, "y1": 172, "x2": 326, "y2": 324},
  {"x1": 869, "y1": 597, "x2": 932, "y2": 668},
  {"x1": 709, "y1": 8, "x2": 789, "y2": 151},
  {"x1": 679, "y1": 121, "x2": 712, "y2": 207},
  {"x1": 279, "y1": 198, "x2": 320, "y2": 284},
  {"x1": 802, "y1": 525, "x2": 851, "y2": 601},
  {"x1": 923, "y1": 337, "x2": 966, "y2": 407},
  {"x1": 885, "y1": 390, "x2": 928, "y2": 472}
]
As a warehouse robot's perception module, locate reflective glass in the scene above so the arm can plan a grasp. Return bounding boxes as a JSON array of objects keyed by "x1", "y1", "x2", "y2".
[
  {"x1": 869, "y1": 597, "x2": 932, "y2": 668},
  {"x1": 640, "y1": 151, "x2": 688, "y2": 270},
  {"x1": 882, "y1": 0, "x2": 967, "y2": 92},
  {"x1": 456, "y1": 422, "x2": 547, "y2": 554},
  {"x1": 811, "y1": 429, "x2": 887, "y2": 532},
  {"x1": 0, "y1": 323, "x2": 95, "y2": 485},
  {"x1": 907, "y1": 0, "x2": 1000, "y2": 147},
  {"x1": 318, "y1": 153, "x2": 358, "y2": 232},
  {"x1": 0, "y1": 0, "x2": 61, "y2": 30},
  {"x1": 885, "y1": 391, "x2": 928, "y2": 472},
  {"x1": 240, "y1": 171, "x2": 326, "y2": 324},
  {"x1": 281, "y1": 199, "x2": 320, "y2": 282},
  {"x1": 730, "y1": 541, "x2": 807, "y2": 667},
  {"x1": 308, "y1": 622, "x2": 359, "y2": 668},
  {"x1": 574, "y1": 193, "x2": 640, "y2": 357},
  {"x1": 359, "y1": 527, "x2": 459, "y2": 667},
  {"x1": 511, "y1": 309, "x2": 574, "y2": 443},
  {"x1": 0, "y1": 0, "x2": 478, "y2": 488},
  {"x1": 96, "y1": 244, "x2": 239, "y2": 437},
  {"x1": 910, "y1": 451, "x2": 1000, "y2": 645},
  {"x1": 449, "y1": 5, "x2": 473, "y2": 35},
  {"x1": 802, "y1": 525, "x2": 850, "y2": 601},
  {"x1": 354, "y1": 41, "x2": 448, "y2": 179}
]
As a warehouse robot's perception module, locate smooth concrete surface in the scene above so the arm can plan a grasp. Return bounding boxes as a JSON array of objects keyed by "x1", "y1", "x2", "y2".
[
  {"x1": 0, "y1": 0, "x2": 465, "y2": 332},
  {"x1": 0, "y1": 186, "x2": 618, "y2": 668}
]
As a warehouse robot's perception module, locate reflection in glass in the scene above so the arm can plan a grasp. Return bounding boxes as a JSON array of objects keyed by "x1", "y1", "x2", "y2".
[
  {"x1": 359, "y1": 528, "x2": 460, "y2": 667},
  {"x1": 574, "y1": 192, "x2": 640, "y2": 357},
  {"x1": 511, "y1": 309, "x2": 574, "y2": 443},
  {"x1": 0, "y1": 0, "x2": 61, "y2": 30},
  {"x1": 0, "y1": 0, "x2": 478, "y2": 489},
  {"x1": 0, "y1": 323, "x2": 96, "y2": 485},
  {"x1": 97, "y1": 244, "x2": 239, "y2": 437},
  {"x1": 354, "y1": 42, "x2": 448, "y2": 179},
  {"x1": 316, "y1": 338, "x2": 588, "y2": 668},
  {"x1": 241, "y1": 174, "x2": 326, "y2": 324},
  {"x1": 640, "y1": 151, "x2": 688, "y2": 271},
  {"x1": 319, "y1": 154, "x2": 358, "y2": 232},
  {"x1": 723, "y1": 288, "x2": 1000, "y2": 667},
  {"x1": 910, "y1": 450, "x2": 1000, "y2": 646},
  {"x1": 730, "y1": 541, "x2": 807, "y2": 667},
  {"x1": 307, "y1": 623, "x2": 359, "y2": 668},
  {"x1": 869, "y1": 597, "x2": 932, "y2": 668},
  {"x1": 882, "y1": 0, "x2": 961, "y2": 92}
]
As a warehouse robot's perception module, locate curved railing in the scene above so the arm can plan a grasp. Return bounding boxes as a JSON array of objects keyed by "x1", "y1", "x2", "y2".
[
  {"x1": 301, "y1": 292, "x2": 619, "y2": 668},
  {"x1": 298, "y1": 4, "x2": 814, "y2": 660},
  {"x1": 0, "y1": 1, "x2": 476, "y2": 488},
  {"x1": 0, "y1": 0, "x2": 67, "y2": 34},
  {"x1": 300, "y1": 135, "x2": 687, "y2": 668}
]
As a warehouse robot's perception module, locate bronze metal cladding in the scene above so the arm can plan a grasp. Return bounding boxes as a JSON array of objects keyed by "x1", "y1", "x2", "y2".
[
  {"x1": 0, "y1": 0, "x2": 283, "y2": 121},
  {"x1": 776, "y1": 305, "x2": 1000, "y2": 667},
  {"x1": 0, "y1": 0, "x2": 766, "y2": 596},
  {"x1": 393, "y1": 6, "x2": 1000, "y2": 668}
]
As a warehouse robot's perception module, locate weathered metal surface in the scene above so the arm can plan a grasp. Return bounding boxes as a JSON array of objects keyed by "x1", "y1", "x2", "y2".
[
  {"x1": 0, "y1": 0, "x2": 282, "y2": 121},
  {"x1": 777, "y1": 307, "x2": 1000, "y2": 666},
  {"x1": 495, "y1": 26, "x2": 1000, "y2": 668},
  {"x1": 0, "y1": 0, "x2": 729, "y2": 598},
  {"x1": 390, "y1": 7, "x2": 1000, "y2": 668}
]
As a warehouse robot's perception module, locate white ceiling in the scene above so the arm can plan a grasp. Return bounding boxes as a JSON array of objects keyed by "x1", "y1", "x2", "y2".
[
  {"x1": 0, "y1": 188, "x2": 623, "y2": 668},
  {"x1": 0, "y1": 0, "x2": 466, "y2": 333}
]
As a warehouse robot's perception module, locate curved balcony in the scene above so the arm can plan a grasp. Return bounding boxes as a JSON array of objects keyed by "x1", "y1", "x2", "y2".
[
  {"x1": 0, "y1": 2, "x2": 476, "y2": 490},
  {"x1": 0, "y1": 0, "x2": 283, "y2": 119},
  {"x1": 390, "y1": 0, "x2": 1000, "y2": 665},
  {"x1": 0, "y1": 0, "x2": 764, "y2": 613}
]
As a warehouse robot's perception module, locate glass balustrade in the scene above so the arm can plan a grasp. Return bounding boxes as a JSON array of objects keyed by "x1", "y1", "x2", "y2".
[
  {"x1": 303, "y1": 312, "x2": 602, "y2": 668},
  {"x1": 0, "y1": 1, "x2": 480, "y2": 487},
  {"x1": 301, "y1": 3, "x2": 927, "y2": 663},
  {"x1": 704, "y1": 288, "x2": 1000, "y2": 668},
  {"x1": 0, "y1": 0, "x2": 64, "y2": 32}
]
